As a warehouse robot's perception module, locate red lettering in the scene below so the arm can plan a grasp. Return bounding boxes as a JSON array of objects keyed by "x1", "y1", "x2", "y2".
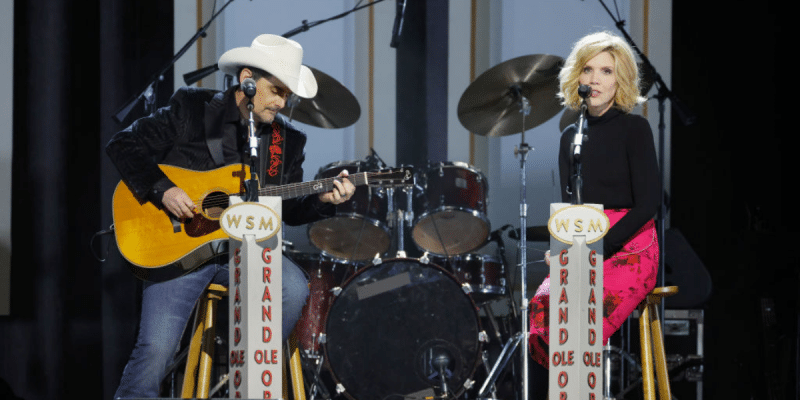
[
  {"x1": 558, "y1": 371, "x2": 568, "y2": 388},
  {"x1": 262, "y1": 370, "x2": 273, "y2": 386},
  {"x1": 234, "y1": 306, "x2": 241, "y2": 323},
  {"x1": 233, "y1": 370, "x2": 242, "y2": 387},
  {"x1": 588, "y1": 328, "x2": 596, "y2": 345},
  {"x1": 234, "y1": 247, "x2": 241, "y2": 265},
  {"x1": 263, "y1": 391, "x2": 271, "y2": 399},
  {"x1": 262, "y1": 285, "x2": 272, "y2": 302},
  {"x1": 587, "y1": 372, "x2": 597, "y2": 389},
  {"x1": 559, "y1": 287, "x2": 568, "y2": 304},
  {"x1": 559, "y1": 307, "x2": 568, "y2": 324},
  {"x1": 262, "y1": 248, "x2": 272, "y2": 264},
  {"x1": 263, "y1": 326, "x2": 272, "y2": 343},
  {"x1": 553, "y1": 351, "x2": 561, "y2": 366},
  {"x1": 234, "y1": 287, "x2": 241, "y2": 304},
  {"x1": 559, "y1": 249, "x2": 569, "y2": 266},
  {"x1": 589, "y1": 250, "x2": 596, "y2": 266},
  {"x1": 263, "y1": 266, "x2": 272, "y2": 284},
  {"x1": 589, "y1": 269, "x2": 596, "y2": 286},
  {"x1": 559, "y1": 328, "x2": 568, "y2": 345},
  {"x1": 271, "y1": 349, "x2": 278, "y2": 364},
  {"x1": 262, "y1": 305, "x2": 272, "y2": 322},
  {"x1": 560, "y1": 268, "x2": 568, "y2": 285},
  {"x1": 588, "y1": 288, "x2": 596, "y2": 304},
  {"x1": 560, "y1": 392, "x2": 567, "y2": 400},
  {"x1": 234, "y1": 327, "x2": 241, "y2": 345},
  {"x1": 588, "y1": 308, "x2": 596, "y2": 324},
  {"x1": 235, "y1": 266, "x2": 241, "y2": 284},
  {"x1": 254, "y1": 349, "x2": 279, "y2": 364}
]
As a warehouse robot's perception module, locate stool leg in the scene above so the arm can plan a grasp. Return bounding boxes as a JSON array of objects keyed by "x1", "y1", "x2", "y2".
[
  {"x1": 289, "y1": 333, "x2": 307, "y2": 400},
  {"x1": 639, "y1": 306, "x2": 656, "y2": 400},
  {"x1": 182, "y1": 297, "x2": 208, "y2": 398},
  {"x1": 197, "y1": 292, "x2": 223, "y2": 398},
  {"x1": 649, "y1": 303, "x2": 672, "y2": 400}
]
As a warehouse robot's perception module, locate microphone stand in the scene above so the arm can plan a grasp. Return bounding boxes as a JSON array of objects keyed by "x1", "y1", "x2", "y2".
[
  {"x1": 508, "y1": 84, "x2": 532, "y2": 400},
  {"x1": 112, "y1": 0, "x2": 237, "y2": 123},
  {"x1": 570, "y1": 100, "x2": 588, "y2": 205},
  {"x1": 244, "y1": 99, "x2": 259, "y2": 202}
]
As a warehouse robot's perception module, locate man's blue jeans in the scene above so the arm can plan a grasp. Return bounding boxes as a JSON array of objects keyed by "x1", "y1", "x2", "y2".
[{"x1": 113, "y1": 255, "x2": 309, "y2": 398}]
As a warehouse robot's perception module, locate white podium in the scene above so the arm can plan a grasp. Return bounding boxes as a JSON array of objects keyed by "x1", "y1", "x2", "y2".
[
  {"x1": 221, "y1": 196, "x2": 284, "y2": 399},
  {"x1": 547, "y1": 203, "x2": 609, "y2": 400}
]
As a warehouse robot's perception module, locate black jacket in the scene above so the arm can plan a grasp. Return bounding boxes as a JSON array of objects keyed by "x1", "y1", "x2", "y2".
[{"x1": 107, "y1": 85, "x2": 334, "y2": 226}]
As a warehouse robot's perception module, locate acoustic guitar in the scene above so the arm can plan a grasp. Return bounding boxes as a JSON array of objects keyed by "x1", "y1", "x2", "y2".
[{"x1": 112, "y1": 163, "x2": 413, "y2": 281}]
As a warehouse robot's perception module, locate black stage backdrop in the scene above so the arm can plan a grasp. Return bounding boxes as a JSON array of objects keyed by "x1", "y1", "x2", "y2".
[{"x1": 0, "y1": 1, "x2": 792, "y2": 399}]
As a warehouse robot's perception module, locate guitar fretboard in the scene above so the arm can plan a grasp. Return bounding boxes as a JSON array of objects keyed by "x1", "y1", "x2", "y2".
[{"x1": 257, "y1": 171, "x2": 388, "y2": 199}]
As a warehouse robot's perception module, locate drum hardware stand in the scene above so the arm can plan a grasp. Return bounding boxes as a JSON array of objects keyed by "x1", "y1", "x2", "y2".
[
  {"x1": 509, "y1": 84, "x2": 533, "y2": 400},
  {"x1": 477, "y1": 332, "x2": 524, "y2": 399},
  {"x1": 297, "y1": 346, "x2": 332, "y2": 400}
]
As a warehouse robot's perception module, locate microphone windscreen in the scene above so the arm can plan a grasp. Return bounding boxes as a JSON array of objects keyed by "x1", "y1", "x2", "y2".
[
  {"x1": 242, "y1": 78, "x2": 257, "y2": 98},
  {"x1": 578, "y1": 84, "x2": 591, "y2": 99}
]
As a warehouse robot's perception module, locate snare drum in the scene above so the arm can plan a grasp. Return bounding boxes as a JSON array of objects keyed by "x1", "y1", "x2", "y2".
[
  {"x1": 413, "y1": 162, "x2": 490, "y2": 256},
  {"x1": 308, "y1": 161, "x2": 390, "y2": 261},
  {"x1": 324, "y1": 258, "x2": 483, "y2": 400},
  {"x1": 285, "y1": 251, "x2": 354, "y2": 354}
]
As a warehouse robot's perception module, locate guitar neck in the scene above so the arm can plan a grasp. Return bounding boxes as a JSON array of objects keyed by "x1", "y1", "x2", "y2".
[{"x1": 258, "y1": 172, "x2": 370, "y2": 200}]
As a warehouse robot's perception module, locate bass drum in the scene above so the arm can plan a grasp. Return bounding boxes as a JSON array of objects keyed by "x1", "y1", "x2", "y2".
[
  {"x1": 285, "y1": 250, "x2": 354, "y2": 354},
  {"x1": 324, "y1": 258, "x2": 483, "y2": 400},
  {"x1": 308, "y1": 160, "x2": 390, "y2": 261}
]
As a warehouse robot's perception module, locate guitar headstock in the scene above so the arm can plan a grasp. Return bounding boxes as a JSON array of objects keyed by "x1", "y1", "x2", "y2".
[{"x1": 368, "y1": 167, "x2": 415, "y2": 188}]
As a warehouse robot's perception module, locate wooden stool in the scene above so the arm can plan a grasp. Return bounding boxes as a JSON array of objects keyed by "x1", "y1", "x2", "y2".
[
  {"x1": 179, "y1": 283, "x2": 308, "y2": 399},
  {"x1": 181, "y1": 283, "x2": 228, "y2": 398},
  {"x1": 638, "y1": 286, "x2": 678, "y2": 400}
]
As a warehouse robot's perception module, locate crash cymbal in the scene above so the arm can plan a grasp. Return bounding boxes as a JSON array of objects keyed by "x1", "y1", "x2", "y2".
[
  {"x1": 559, "y1": 107, "x2": 581, "y2": 132},
  {"x1": 280, "y1": 66, "x2": 361, "y2": 129},
  {"x1": 458, "y1": 54, "x2": 565, "y2": 137}
]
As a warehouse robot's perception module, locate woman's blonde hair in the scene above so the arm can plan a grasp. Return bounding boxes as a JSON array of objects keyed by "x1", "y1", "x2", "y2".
[{"x1": 557, "y1": 31, "x2": 646, "y2": 113}]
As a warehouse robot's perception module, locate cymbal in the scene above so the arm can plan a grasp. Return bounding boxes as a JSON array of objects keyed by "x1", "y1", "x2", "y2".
[
  {"x1": 280, "y1": 66, "x2": 361, "y2": 129},
  {"x1": 457, "y1": 54, "x2": 565, "y2": 137},
  {"x1": 559, "y1": 108, "x2": 581, "y2": 132}
]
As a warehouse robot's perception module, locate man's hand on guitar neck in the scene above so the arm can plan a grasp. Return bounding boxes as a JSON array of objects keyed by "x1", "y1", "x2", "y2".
[
  {"x1": 162, "y1": 187, "x2": 197, "y2": 219},
  {"x1": 318, "y1": 170, "x2": 355, "y2": 205}
]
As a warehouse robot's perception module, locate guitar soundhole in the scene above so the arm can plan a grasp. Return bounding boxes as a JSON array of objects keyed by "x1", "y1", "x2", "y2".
[{"x1": 183, "y1": 191, "x2": 228, "y2": 238}]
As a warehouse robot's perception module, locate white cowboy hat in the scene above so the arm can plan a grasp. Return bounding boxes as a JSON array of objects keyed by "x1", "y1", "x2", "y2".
[{"x1": 218, "y1": 34, "x2": 318, "y2": 98}]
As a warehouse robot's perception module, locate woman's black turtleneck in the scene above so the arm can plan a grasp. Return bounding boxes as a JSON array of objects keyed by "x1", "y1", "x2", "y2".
[{"x1": 558, "y1": 107, "x2": 660, "y2": 256}]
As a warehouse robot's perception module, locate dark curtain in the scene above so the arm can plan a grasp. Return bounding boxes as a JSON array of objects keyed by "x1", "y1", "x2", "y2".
[{"x1": 2, "y1": 1, "x2": 173, "y2": 399}]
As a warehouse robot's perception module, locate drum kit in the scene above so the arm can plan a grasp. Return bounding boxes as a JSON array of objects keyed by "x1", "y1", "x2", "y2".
[{"x1": 280, "y1": 54, "x2": 565, "y2": 400}]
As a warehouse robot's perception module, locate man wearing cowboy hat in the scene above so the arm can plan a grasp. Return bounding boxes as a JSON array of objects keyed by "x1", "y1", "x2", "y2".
[{"x1": 107, "y1": 34, "x2": 355, "y2": 398}]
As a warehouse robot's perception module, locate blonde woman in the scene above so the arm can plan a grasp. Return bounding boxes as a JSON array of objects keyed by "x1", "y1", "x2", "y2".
[{"x1": 528, "y1": 31, "x2": 661, "y2": 394}]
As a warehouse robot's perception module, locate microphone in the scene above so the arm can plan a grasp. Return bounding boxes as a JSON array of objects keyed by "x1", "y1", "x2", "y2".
[
  {"x1": 241, "y1": 78, "x2": 258, "y2": 99},
  {"x1": 573, "y1": 84, "x2": 591, "y2": 159},
  {"x1": 578, "y1": 84, "x2": 591, "y2": 100},
  {"x1": 390, "y1": 0, "x2": 407, "y2": 48}
]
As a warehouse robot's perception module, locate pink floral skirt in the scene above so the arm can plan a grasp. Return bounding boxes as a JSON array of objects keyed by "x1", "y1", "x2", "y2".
[{"x1": 528, "y1": 209, "x2": 659, "y2": 368}]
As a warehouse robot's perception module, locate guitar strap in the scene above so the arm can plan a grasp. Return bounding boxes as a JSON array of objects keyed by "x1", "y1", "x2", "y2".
[{"x1": 258, "y1": 121, "x2": 285, "y2": 186}]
